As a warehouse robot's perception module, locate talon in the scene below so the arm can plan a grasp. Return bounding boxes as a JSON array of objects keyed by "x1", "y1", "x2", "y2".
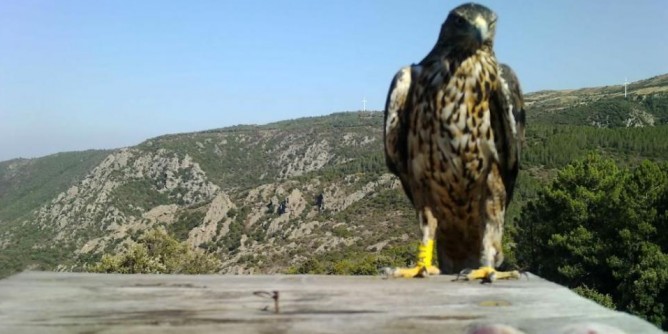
[
  {"x1": 481, "y1": 271, "x2": 496, "y2": 284},
  {"x1": 459, "y1": 268, "x2": 473, "y2": 275},
  {"x1": 454, "y1": 268, "x2": 472, "y2": 281}
]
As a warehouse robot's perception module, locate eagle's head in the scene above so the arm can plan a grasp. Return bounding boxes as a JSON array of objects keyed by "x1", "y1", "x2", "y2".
[{"x1": 438, "y1": 3, "x2": 497, "y2": 53}]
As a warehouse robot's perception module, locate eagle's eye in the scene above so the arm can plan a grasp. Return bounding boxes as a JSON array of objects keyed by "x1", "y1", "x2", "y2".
[{"x1": 453, "y1": 16, "x2": 466, "y2": 28}]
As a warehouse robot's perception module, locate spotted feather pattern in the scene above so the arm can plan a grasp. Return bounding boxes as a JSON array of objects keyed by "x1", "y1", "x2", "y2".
[{"x1": 383, "y1": 4, "x2": 524, "y2": 273}]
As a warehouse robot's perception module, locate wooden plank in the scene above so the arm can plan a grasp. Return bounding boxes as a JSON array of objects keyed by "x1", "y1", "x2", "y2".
[{"x1": 0, "y1": 271, "x2": 661, "y2": 334}]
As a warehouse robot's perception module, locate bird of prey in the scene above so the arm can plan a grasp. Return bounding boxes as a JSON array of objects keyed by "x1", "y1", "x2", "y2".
[{"x1": 383, "y1": 3, "x2": 525, "y2": 281}]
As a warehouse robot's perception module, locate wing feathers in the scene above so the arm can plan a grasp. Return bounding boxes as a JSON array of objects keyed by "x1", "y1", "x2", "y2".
[
  {"x1": 491, "y1": 63, "x2": 525, "y2": 204},
  {"x1": 499, "y1": 64, "x2": 526, "y2": 146},
  {"x1": 384, "y1": 66, "x2": 419, "y2": 204}
]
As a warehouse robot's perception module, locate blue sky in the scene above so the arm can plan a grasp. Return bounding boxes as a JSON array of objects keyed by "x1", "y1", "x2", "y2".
[{"x1": 1, "y1": 1, "x2": 667, "y2": 161}]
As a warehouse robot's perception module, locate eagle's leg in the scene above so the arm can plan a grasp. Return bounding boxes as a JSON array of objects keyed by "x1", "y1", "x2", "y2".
[
  {"x1": 389, "y1": 207, "x2": 440, "y2": 278},
  {"x1": 463, "y1": 166, "x2": 520, "y2": 282}
]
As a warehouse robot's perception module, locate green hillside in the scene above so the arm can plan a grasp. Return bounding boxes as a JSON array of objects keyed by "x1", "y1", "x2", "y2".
[
  {"x1": 528, "y1": 95, "x2": 668, "y2": 127},
  {"x1": 0, "y1": 150, "x2": 110, "y2": 223}
]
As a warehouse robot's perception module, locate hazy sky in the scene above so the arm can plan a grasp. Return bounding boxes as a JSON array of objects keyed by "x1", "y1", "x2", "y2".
[{"x1": 1, "y1": 1, "x2": 667, "y2": 161}]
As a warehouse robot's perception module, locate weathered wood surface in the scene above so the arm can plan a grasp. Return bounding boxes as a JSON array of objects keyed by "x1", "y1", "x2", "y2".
[{"x1": 0, "y1": 271, "x2": 661, "y2": 334}]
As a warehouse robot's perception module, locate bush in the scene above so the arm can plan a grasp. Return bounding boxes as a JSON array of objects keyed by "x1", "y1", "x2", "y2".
[{"x1": 90, "y1": 229, "x2": 221, "y2": 274}]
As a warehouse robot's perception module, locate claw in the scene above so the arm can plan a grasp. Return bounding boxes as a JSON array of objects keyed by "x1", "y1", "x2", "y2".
[
  {"x1": 455, "y1": 268, "x2": 472, "y2": 281},
  {"x1": 481, "y1": 271, "x2": 496, "y2": 284}
]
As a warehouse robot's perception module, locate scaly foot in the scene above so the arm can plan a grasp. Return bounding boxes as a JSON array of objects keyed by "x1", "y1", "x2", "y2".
[
  {"x1": 385, "y1": 239, "x2": 439, "y2": 278},
  {"x1": 458, "y1": 266, "x2": 520, "y2": 283}
]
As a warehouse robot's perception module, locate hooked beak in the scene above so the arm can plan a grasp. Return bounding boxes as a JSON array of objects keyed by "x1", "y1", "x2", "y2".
[{"x1": 473, "y1": 15, "x2": 489, "y2": 44}]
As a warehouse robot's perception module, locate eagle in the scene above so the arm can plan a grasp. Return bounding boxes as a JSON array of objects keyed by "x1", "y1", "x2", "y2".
[{"x1": 383, "y1": 3, "x2": 525, "y2": 281}]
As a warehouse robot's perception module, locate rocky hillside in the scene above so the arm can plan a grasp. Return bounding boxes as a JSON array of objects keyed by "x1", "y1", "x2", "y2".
[
  {"x1": 0, "y1": 114, "x2": 419, "y2": 277},
  {"x1": 526, "y1": 74, "x2": 668, "y2": 127},
  {"x1": 1, "y1": 74, "x2": 668, "y2": 278}
]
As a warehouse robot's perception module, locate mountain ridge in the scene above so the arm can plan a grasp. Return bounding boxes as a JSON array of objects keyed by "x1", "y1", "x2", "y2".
[{"x1": 1, "y1": 73, "x2": 668, "y2": 278}]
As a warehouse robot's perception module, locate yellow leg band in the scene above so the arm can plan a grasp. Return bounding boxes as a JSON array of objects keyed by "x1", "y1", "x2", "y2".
[{"x1": 416, "y1": 239, "x2": 434, "y2": 268}]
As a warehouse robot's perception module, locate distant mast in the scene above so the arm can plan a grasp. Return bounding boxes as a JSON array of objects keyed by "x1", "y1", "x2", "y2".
[
  {"x1": 624, "y1": 78, "x2": 628, "y2": 98},
  {"x1": 359, "y1": 97, "x2": 371, "y2": 118}
]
